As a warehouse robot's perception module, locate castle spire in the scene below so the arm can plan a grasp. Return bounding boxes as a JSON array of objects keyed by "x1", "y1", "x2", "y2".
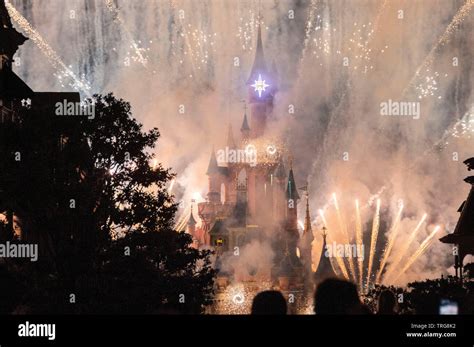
[
  {"x1": 303, "y1": 194, "x2": 313, "y2": 240},
  {"x1": 246, "y1": 17, "x2": 268, "y2": 85},
  {"x1": 286, "y1": 166, "x2": 300, "y2": 201},
  {"x1": 187, "y1": 204, "x2": 197, "y2": 227},
  {"x1": 227, "y1": 123, "x2": 236, "y2": 149},
  {"x1": 206, "y1": 146, "x2": 219, "y2": 175},
  {"x1": 274, "y1": 156, "x2": 286, "y2": 180},
  {"x1": 314, "y1": 226, "x2": 337, "y2": 284},
  {"x1": 240, "y1": 105, "x2": 250, "y2": 139}
]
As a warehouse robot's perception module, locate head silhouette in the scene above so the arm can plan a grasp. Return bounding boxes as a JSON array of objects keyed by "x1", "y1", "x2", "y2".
[
  {"x1": 251, "y1": 290, "x2": 287, "y2": 315},
  {"x1": 314, "y1": 278, "x2": 361, "y2": 314},
  {"x1": 377, "y1": 289, "x2": 397, "y2": 314}
]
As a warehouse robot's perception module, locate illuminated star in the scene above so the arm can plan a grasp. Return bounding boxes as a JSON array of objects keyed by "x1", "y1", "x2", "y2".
[{"x1": 251, "y1": 74, "x2": 269, "y2": 98}]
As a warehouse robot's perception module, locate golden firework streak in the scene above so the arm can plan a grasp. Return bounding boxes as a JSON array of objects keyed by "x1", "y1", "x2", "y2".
[
  {"x1": 366, "y1": 198, "x2": 381, "y2": 290},
  {"x1": 355, "y1": 199, "x2": 364, "y2": 291},
  {"x1": 392, "y1": 226, "x2": 441, "y2": 283},
  {"x1": 375, "y1": 201, "x2": 404, "y2": 283},
  {"x1": 5, "y1": 1, "x2": 92, "y2": 96},
  {"x1": 382, "y1": 213, "x2": 427, "y2": 284}
]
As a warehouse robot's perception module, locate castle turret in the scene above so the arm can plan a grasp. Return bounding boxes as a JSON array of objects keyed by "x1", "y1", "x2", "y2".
[
  {"x1": 187, "y1": 204, "x2": 197, "y2": 234},
  {"x1": 246, "y1": 20, "x2": 274, "y2": 138},
  {"x1": 273, "y1": 157, "x2": 286, "y2": 222},
  {"x1": 227, "y1": 123, "x2": 236, "y2": 149},
  {"x1": 206, "y1": 147, "x2": 221, "y2": 204},
  {"x1": 300, "y1": 193, "x2": 314, "y2": 285},
  {"x1": 314, "y1": 227, "x2": 337, "y2": 284},
  {"x1": 240, "y1": 109, "x2": 250, "y2": 141},
  {"x1": 285, "y1": 165, "x2": 299, "y2": 233}
]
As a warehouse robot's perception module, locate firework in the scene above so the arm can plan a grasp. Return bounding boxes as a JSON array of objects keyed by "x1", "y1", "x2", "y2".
[
  {"x1": 355, "y1": 199, "x2": 364, "y2": 291},
  {"x1": 382, "y1": 213, "x2": 428, "y2": 284},
  {"x1": 366, "y1": 198, "x2": 381, "y2": 290},
  {"x1": 333, "y1": 193, "x2": 357, "y2": 282},
  {"x1": 392, "y1": 226, "x2": 441, "y2": 283},
  {"x1": 402, "y1": 0, "x2": 473, "y2": 97},
  {"x1": 375, "y1": 200, "x2": 404, "y2": 284},
  {"x1": 104, "y1": 0, "x2": 149, "y2": 67},
  {"x1": 5, "y1": 0, "x2": 92, "y2": 96}
]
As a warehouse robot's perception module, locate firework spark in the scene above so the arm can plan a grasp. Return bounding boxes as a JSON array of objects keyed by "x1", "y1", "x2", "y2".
[
  {"x1": 392, "y1": 226, "x2": 441, "y2": 283},
  {"x1": 366, "y1": 198, "x2": 381, "y2": 290},
  {"x1": 382, "y1": 213, "x2": 428, "y2": 284},
  {"x1": 5, "y1": 0, "x2": 92, "y2": 96},
  {"x1": 375, "y1": 200, "x2": 404, "y2": 284},
  {"x1": 355, "y1": 199, "x2": 364, "y2": 291}
]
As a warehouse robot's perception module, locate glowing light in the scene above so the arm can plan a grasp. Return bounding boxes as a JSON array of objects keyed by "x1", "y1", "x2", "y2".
[
  {"x1": 383, "y1": 213, "x2": 428, "y2": 284},
  {"x1": 168, "y1": 178, "x2": 175, "y2": 193},
  {"x1": 251, "y1": 74, "x2": 269, "y2": 98},
  {"x1": 193, "y1": 192, "x2": 204, "y2": 201},
  {"x1": 366, "y1": 198, "x2": 381, "y2": 291},
  {"x1": 5, "y1": 1, "x2": 92, "y2": 96},
  {"x1": 392, "y1": 226, "x2": 441, "y2": 283},
  {"x1": 375, "y1": 201, "x2": 404, "y2": 284},
  {"x1": 355, "y1": 199, "x2": 364, "y2": 291},
  {"x1": 333, "y1": 193, "x2": 356, "y2": 282},
  {"x1": 318, "y1": 209, "x2": 328, "y2": 226}
]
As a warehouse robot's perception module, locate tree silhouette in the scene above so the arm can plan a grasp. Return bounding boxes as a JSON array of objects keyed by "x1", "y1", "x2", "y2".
[{"x1": 0, "y1": 93, "x2": 215, "y2": 314}]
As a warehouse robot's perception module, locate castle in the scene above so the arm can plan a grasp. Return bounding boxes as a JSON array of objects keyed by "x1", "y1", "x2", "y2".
[{"x1": 186, "y1": 21, "x2": 334, "y2": 290}]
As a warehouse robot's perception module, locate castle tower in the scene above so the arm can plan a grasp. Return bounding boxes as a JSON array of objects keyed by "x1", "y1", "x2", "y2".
[
  {"x1": 273, "y1": 156, "x2": 287, "y2": 222},
  {"x1": 206, "y1": 147, "x2": 221, "y2": 204},
  {"x1": 240, "y1": 107, "x2": 250, "y2": 142},
  {"x1": 300, "y1": 193, "x2": 315, "y2": 285},
  {"x1": 285, "y1": 165, "x2": 300, "y2": 233},
  {"x1": 314, "y1": 227, "x2": 337, "y2": 284},
  {"x1": 246, "y1": 20, "x2": 275, "y2": 139},
  {"x1": 187, "y1": 204, "x2": 197, "y2": 235}
]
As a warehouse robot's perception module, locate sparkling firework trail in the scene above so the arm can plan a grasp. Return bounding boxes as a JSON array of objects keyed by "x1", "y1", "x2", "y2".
[
  {"x1": 318, "y1": 209, "x2": 328, "y2": 227},
  {"x1": 392, "y1": 226, "x2": 441, "y2": 283},
  {"x1": 402, "y1": 0, "x2": 474, "y2": 97},
  {"x1": 383, "y1": 213, "x2": 428, "y2": 284},
  {"x1": 333, "y1": 193, "x2": 357, "y2": 282},
  {"x1": 5, "y1": 0, "x2": 92, "y2": 97},
  {"x1": 295, "y1": 0, "x2": 319, "y2": 85},
  {"x1": 366, "y1": 198, "x2": 381, "y2": 290},
  {"x1": 375, "y1": 201, "x2": 404, "y2": 284},
  {"x1": 355, "y1": 199, "x2": 364, "y2": 291},
  {"x1": 168, "y1": 178, "x2": 176, "y2": 193},
  {"x1": 104, "y1": 0, "x2": 148, "y2": 67}
]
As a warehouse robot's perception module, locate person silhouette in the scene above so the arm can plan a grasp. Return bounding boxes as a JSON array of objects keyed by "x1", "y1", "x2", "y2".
[
  {"x1": 251, "y1": 290, "x2": 287, "y2": 315},
  {"x1": 377, "y1": 289, "x2": 397, "y2": 314},
  {"x1": 314, "y1": 278, "x2": 366, "y2": 314}
]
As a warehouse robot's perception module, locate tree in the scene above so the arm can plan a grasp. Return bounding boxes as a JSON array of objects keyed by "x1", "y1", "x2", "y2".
[{"x1": 0, "y1": 93, "x2": 215, "y2": 314}]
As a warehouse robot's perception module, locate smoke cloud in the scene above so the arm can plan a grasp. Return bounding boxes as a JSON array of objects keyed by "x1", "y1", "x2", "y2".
[{"x1": 10, "y1": 0, "x2": 474, "y2": 285}]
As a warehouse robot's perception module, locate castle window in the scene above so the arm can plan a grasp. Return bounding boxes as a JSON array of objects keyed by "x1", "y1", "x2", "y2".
[
  {"x1": 220, "y1": 183, "x2": 226, "y2": 204},
  {"x1": 237, "y1": 168, "x2": 247, "y2": 189}
]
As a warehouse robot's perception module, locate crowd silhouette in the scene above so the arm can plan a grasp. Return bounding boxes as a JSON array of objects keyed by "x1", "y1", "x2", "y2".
[{"x1": 248, "y1": 277, "x2": 465, "y2": 315}]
